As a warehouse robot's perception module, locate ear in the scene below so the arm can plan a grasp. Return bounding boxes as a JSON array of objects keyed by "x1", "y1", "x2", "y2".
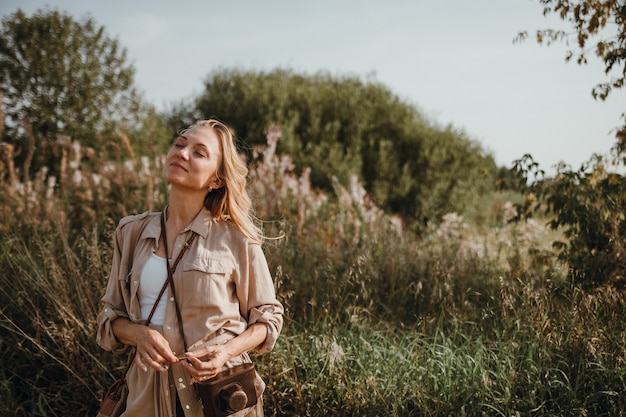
[{"x1": 211, "y1": 177, "x2": 224, "y2": 190}]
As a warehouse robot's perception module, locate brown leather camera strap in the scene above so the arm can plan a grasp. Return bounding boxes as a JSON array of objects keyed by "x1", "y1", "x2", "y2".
[
  {"x1": 160, "y1": 210, "x2": 197, "y2": 351},
  {"x1": 118, "y1": 212, "x2": 195, "y2": 378}
]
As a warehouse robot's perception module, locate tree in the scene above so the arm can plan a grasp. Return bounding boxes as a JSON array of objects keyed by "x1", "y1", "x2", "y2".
[
  {"x1": 512, "y1": 1, "x2": 626, "y2": 289},
  {"x1": 513, "y1": 154, "x2": 626, "y2": 289},
  {"x1": 516, "y1": 0, "x2": 626, "y2": 150},
  {"x1": 0, "y1": 8, "x2": 150, "y2": 176},
  {"x1": 182, "y1": 68, "x2": 498, "y2": 230}
]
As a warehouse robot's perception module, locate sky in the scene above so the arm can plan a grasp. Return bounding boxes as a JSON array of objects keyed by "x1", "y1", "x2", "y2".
[{"x1": 2, "y1": 0, "x2": 624, "y2": 172}]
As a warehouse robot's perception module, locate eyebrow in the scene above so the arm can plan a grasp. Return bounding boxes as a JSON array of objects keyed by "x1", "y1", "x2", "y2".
[
  {"x1": 177, "y1": 136, "x2": 208, "y2": 148},
  {"x1": 193, "y1": 142, "x2": 209, "y2": 151}
]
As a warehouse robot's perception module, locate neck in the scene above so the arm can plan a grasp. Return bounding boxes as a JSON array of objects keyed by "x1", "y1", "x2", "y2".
[{"x1": 166, "y1": 187, "x2": 206, "y2": 232}]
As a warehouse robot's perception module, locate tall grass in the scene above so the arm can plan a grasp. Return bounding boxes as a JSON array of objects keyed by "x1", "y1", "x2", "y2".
[
  {"x1": 0, "y1": 128, "x2": 625, "y2": 416},
  {"x1": 0, "y1": 223, "x2": 107, "y2": 415},
  {"x1": 260, "y1": 319, "x2": 625, "y2": 416}
]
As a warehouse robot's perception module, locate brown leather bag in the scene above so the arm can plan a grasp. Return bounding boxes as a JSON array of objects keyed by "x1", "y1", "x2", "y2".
[{"x1": 96, "y1": 377, "x2": 128, "y2": 417}]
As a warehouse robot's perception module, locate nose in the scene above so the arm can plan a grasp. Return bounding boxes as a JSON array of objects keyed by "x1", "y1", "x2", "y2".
[{"x1": 176, "y1": 146, "x2": 189, "y2": 159}]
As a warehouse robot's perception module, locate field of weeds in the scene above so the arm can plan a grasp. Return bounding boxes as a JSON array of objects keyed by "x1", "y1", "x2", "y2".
[{"x1": 1, "y1": 129, "x2": 624, "y2": 416}]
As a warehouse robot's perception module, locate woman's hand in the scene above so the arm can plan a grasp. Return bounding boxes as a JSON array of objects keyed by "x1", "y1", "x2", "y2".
[
  {"x1": 182, "y1": 323, "x2": 268, "y2": 382},
  {"x1": 112, "y1": 318, "x2": 178, "y2": 373},
  {"x1": 183, "y1": 345, "x2": 229, "y2": 382},
  {"x1": 134, "y1": 327, "x2": 179, "y2": 372}
]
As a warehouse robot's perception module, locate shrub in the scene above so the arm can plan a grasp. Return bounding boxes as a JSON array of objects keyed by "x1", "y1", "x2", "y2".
[
  {"x1": 512, "y1": 153, "x2": 626, "y2": 289},
  {"x1": 0, "y1": 126, "x2": 624, "y2": 416}
]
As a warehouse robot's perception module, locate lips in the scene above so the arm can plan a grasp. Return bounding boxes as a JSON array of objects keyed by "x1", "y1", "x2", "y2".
[{"x1": 170, "y1": 162, "x2": 188, "y2": 172}]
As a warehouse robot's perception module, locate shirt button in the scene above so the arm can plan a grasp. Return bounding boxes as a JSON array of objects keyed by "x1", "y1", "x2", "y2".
[
  {"x1": 104, "y1": 308, "x2": 108, "y2": 312},
  {"x1": 170, "y1": 297, "x2": 175, "y2": 301},
  {"x1": 133, "y1": 281, "x2": 138, "y2": 286},
  {"x1": 178, "y1": 377, "x2": 184, "y2": 383},
  {"x1": 166, "y1": 325, "x2": 172, "y2": 330},
  {"x1": 185, "y1": 405, "x2": 190, "y2": 410}
]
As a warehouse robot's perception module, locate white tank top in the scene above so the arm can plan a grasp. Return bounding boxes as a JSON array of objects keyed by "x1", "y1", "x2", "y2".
[{"x1": 138, "y1": 253, "x2": 169, "y2": 325}]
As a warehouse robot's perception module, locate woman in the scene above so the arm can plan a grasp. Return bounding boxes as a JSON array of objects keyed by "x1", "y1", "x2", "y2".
[{"x1": 97, "y1": 119, "x2": 284, "y2": 417}]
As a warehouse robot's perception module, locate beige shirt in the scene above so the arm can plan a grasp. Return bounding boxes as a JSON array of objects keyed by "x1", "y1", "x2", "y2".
[{"x1": 96, "y1": 209, "x2": 283, "y2": 417}]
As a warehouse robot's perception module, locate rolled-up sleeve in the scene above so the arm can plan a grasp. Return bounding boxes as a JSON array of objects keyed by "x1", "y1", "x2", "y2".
[
  {"x1": 244, "y1": 244, "x2": 284, "y2": 354},
  {"x1": 248, "y1": 304, "x2": 283, "y2": 353},
  {"x1": 96, "y1": 223, "x2": 131, "y2": 354}
]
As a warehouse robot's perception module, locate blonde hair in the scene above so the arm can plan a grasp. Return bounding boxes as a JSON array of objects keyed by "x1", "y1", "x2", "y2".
[{"x1": 184, "y1": 119, "x2": 263, "y2": 244}]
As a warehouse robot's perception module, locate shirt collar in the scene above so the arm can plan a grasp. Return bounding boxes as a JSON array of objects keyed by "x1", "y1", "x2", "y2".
[
  {"x1": 143, "y1": 214, "x2": 162, "y2": 241},
  {"x1": 187, "y1": 206, "x2": 212, "y2": 239},
  {"x1": 161, "y1": 205, "x2": 212, "y2": 240}
]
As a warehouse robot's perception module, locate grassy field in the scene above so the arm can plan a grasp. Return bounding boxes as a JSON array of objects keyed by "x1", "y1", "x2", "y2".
[{"x1": 1, "y1": 133, "x2": 624, "y2": 416}]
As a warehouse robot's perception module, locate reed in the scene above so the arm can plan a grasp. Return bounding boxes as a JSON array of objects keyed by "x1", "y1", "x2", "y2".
[{"x1": 0, "y1": 128, "x2": 624, "y2": 416}]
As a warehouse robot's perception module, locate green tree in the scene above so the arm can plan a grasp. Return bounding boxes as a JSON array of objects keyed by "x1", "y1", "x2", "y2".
[
  {"x1": 0, "y1": 8, "x2": 159, "y2": 177},
  {"x1": 511, "y1": 1, "x2": 626, "y2": 289},
  {"x1": 182, "y1": 68, "x2": 498, "y2": 230}
]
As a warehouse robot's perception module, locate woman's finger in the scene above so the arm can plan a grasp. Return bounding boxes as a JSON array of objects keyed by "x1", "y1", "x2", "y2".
[
  {"x1": 153, "y1": 343, "x2": 179, "y2": 363},
  {"x1": 136, "y1": 350, "x2": 170, "y2": 373},
  {"x1": 184, "y1": 358, "x2": 213, "y2": 375},
  {"x1": 189, "y1": 365, "x2": 219, "y2": 383},
  {"x1": 134, "y1": 353, "x2": 148, "y2": 372}
]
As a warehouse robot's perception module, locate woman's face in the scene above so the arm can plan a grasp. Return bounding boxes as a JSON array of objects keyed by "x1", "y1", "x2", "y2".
[{"x1": 164, "y1": 125, "x2": 223, "y2": 192}]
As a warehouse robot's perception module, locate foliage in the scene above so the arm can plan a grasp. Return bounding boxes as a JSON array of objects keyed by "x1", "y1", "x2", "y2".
[
  {"x1": 0, "y1": 223, "x2": 114, "y2": 416},
  {"x1": 0, "y1": 8, "x2": 170, "y2": 178},
  {"x1": 0, "y1": 5, "x2": 623, "y2": 415},
  {"x1": 517, "y1": 0, "x2": 625, "y2": 101},
  {"x1": 516, "y1": 0, "x2": 626, "y2": 152},
  {"x1": 512, "y1": 153, "x2": 626, "y2": 289},
  {"x1": 3, "y1": 127, "x2": 625, "y2": 415},
  {"x1": 174, "y1": 67, "x2": 499, "y2": 231},
  {"x1": 513, "y1": 1, "x2": 626, "y2": 290},
  {"x1": 0, "y1": 132, "x2": 166, "y2": 416},
  {"x1": 261, "y1": 318, "x2": 626, "y2": 416}
]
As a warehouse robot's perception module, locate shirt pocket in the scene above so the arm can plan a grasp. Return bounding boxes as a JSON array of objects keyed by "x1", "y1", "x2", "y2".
[{"x1": 181, "y1": 258, "x2": 234, "y2": 307}]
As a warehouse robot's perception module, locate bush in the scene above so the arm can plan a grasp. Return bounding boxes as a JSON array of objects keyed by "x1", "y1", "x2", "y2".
[
  {"x1": 512, "y1": 153, "x2": 626, "y2": 289},
  {"x1": 1, "y1": 128, "x2": 624, "y2": 416},
  {"x1": 175, "y1": 68, "x2": 499, "y2": 231}
]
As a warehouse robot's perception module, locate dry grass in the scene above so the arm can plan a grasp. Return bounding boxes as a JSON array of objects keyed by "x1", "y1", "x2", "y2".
[{"x1": 0, "y1": 127, "x2": 625, "y2": 416}]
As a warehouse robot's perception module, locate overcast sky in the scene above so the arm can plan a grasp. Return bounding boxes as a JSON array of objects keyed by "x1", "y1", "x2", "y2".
[{"x1": 2, "y1": 0, "x2": 624, "y2": 172}]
